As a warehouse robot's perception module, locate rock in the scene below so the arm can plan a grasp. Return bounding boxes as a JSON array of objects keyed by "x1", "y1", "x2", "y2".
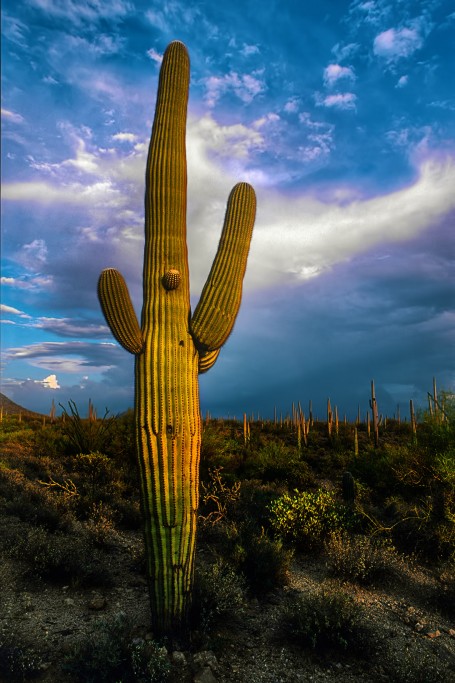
[
  {"x1": 193, "y1": 667, "x2": 217, "y2": 683},
  {"x1": 414, "y1": 622, "x2": 424, "y2": 632},
  {"x1": 88, "y1": 596, "x2": 107, "y2": 610},
  {"x1": 193, "y1": 651, "x2": 218, "y2": 672},
  {"x1": 172, "y1": 650, "x2": 187, "y2": 666},
  {"x1": 426, "y1": 630, "x2": 441, "y2": 638}
]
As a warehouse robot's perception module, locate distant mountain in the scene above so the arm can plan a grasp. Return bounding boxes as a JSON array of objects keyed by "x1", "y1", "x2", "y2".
[{"x1": 0, "y1": 393, "x2": 45, "y2": 418}]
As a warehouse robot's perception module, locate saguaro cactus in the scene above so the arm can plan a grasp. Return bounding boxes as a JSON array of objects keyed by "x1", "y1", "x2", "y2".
[{"x1": 97, "y1": 41, "x2": 256, "y2": 634}]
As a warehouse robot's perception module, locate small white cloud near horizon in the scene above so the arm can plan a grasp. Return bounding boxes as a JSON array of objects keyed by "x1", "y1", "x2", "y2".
[{"x1": 40, "y1": 374, "x2": 60, "y2": 390}]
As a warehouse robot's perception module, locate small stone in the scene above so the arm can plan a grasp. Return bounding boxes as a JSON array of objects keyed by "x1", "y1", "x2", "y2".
[
  {"x1": 64, "y1": 598, "x2": 75, "y2": 606},
  {"x1": 426, "y1": 630, "x2": 441, "y2": 638},
  {"x1": 88, "y1": 596, "x2": 106, "y2": 611},
  {"x1": 193, "y1": 667, "x2": 217, "y2": 683},
  {"x1": 172, "y1": 650, "x2": 187, "y2": 666},
  {"x1": 414, "y1": 622, "x2": 424, "y2": 632},
  {"x1": 448, "y1": 629, "x2": 455, "y2": 637},
  {"x1": 193, "y1": 651, "x2": 218, "y2": 672}
]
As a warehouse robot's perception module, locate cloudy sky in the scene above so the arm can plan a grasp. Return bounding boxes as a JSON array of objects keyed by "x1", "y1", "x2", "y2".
[{"x1": 1, "y1": 0, "x2": 454, "y2": 420}]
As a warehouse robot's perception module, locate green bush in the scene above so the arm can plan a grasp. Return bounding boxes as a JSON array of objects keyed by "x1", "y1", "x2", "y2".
[
  {"x1": 242, "y1": 442, "x2": 315, "y2": 489},
  {"x1": 63, "y1": 612, "x2": 170, "y2": 682},
  {"x1": 281, "y1": 583, "x2": 373, "y2": 653},
  {"x1": 268, "y1": 488, "x2": 356, "y2": 550}
]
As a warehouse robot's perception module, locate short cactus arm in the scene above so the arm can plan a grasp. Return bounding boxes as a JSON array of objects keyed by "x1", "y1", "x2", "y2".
[
  {"x1": 190, "y1": 182, "x2": 256, "y2": 352},
  {"x1": 198, "y1": 348, "x2": 221, "y2": 374},
  {"x1": 98, "y1": 268, "x2": 143, "y2": 354}
]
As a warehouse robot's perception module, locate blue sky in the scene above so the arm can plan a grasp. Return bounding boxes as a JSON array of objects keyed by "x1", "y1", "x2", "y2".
[{"x1": 1, "y1": 0, "x2": 454, "y2": 420}]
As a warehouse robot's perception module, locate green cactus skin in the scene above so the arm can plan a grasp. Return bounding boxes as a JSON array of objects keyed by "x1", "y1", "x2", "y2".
[{"x1": 97, "y1": 41, "x2": 256, "y2": 635}]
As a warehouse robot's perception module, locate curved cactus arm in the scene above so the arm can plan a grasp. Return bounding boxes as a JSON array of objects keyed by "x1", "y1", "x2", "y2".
[
  {"x1": 190, "y1": 182, "x2": 256, "y2": 352},
  {"x1": 198, "y1": 348, "x2": 221, "y2": 374},
  {"x1": 98, "y1": 268, "x2": 144, "y2": 354}
]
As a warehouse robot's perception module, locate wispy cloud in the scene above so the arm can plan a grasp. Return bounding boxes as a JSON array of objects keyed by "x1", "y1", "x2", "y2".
[
  {"x1": 204, "y1": 70, "x2": 266, "y2": 107},
  {"x1": 146, "y1": 47, "x2": 163, "y2": 65},
  {"x1": 1, "y1": 108, "x2": 24, "y2": 124},
  {"x1": 0, "y1": 304, "x2": 31, "y2": 319},
  {"x1": 27, "y1": 0, "x2": 133, "y2": 27}
]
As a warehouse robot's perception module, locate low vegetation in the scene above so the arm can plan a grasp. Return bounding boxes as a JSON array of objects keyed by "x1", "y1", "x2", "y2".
[{"x1": 0, "y1": 394, "x2": 453, "y2": 681}]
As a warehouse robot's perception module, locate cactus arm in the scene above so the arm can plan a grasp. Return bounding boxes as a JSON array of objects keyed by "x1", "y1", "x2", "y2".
[
  {"x1": 190, "y1": 182, "x2": 256, "y2": 352},
  {"x1": 98, "y1": 268, "x2": 143, "y2": 354},
  {"x1": 198, "y1": 348, "x2": 221, "y2": 374}
]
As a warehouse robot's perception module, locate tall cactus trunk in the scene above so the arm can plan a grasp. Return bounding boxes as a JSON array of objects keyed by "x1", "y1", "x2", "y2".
[{"x1": 98, "y1": 41, "x2": 256, "y2": 636}]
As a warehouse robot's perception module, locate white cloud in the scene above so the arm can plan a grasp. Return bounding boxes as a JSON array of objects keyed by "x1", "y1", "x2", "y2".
[
  {"x1": 112, "y1": 132, "x2": 138, "y2": 143},
  {"x1": 1, "y1": 275, "x2": 54, "y2": 291},
  {"x1": 253, "y1": 113, "x2": 280, "y2": 129},
  {"x1": 15, "y1": 239, "x2": 48, "y2": 270},
  {"x1": 1, "y1": 108, "x2": 24, "y2": 124},
  {"x1": 396, "y1": 75, "x2": 408, "y2": 88},
  {"x1": 28, "y1": 0, "x2": 133, "y2": 27},
  {"x1": 246, "y1": 157, "x2": 455, "y2": 289},
  {"x1": 41, "y1": 374, "x2": 60, "y2": 389},
  {"x1": 373, "y1": 26, "x2": 423, "y2": 61},
  {"x1": 316, "y1": 93, "x2": 357, "y2": 110},
  {"x1": 146, "y1": 47, "x2": 163, "y2": 65},
  {"x1": 204, "y1": 71, "x2": 265, "y2": 107},
  {"x1": 323, "y1": 64, "x2": 355, "y2": 87},
  {"x1": 240, "y1": 44, "x2": 260, "y2": 57},
  {"x1": 0, "y1": 304, "x2": 31, "y2": 318},
  {"x1": 331, "y1": 42, "x2": 360, "y2": 62},
  {"x1": 284, "y1": 98, "x2": 300, "y2": 113}
]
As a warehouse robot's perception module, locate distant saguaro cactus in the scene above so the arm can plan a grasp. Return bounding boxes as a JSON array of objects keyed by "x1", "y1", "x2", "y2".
[{"x1": 97, "y1": 41, "x2": 256, "y2": 634}]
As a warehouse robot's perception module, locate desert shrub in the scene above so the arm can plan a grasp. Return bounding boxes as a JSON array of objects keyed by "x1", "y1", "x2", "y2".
[
  {"x1": 325, "y1": 531, "x2": 402, "y2": 584},
  {"x1": 433, "y1": 563, "x2": 455, "y2": 619},
  {"x1": 238, "y1": 528, "x2": 293, "y2": 596},
  {"x1": 63, "y1": 612, "x2": 170, "y2": 682},
  {"x1": 59, "y1": 400, "x2": 116, "y2": 455},
  {"x1": 385, "y1": 647, "x2": 452, "y2": 683},
  {"x1": 73, "y1": 452, "x2": 114, "y2": 502},
  {"x1": 233, "y1": 479, "x2": 284, "y2": 531},
  {"x1": 191, "y1": 557, "x2": 246, "y2": 635},
  {"x1": 0, "y1": 634, "x2": 42, "y2": 681},
  {"x1": 0, "y1": 597, "x2": 42, "y2": 681},
  {"x1": 84, "y1": 502, "x2": 119, "y2": 547},
  {"x1": 389, "y1": 499, "x2": 455, "y2": 562},
  {"x1": 199, "y1": 467, "x2": 241, "y2": 526},
  {"x1": 268, "y1": 488, "x2": 357, "y2": 551},
  {"x1": 0, "y1": 468, "x2": 76, "y2": 532},
  {"x1": 9, "y1": 524, "x2": 113, "y2": 586},
  {"x1": 241, "y1": 441, "x2": 315, "y2": 489},
  {"x1": 200, "y1": 424, "x2": 243, "y2": 475},
  {"x1": 281, "y1": 583, "x2": 373, "y2": 653}
]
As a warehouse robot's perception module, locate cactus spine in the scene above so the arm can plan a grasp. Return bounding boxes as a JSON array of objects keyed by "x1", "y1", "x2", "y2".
[{"x1": 97, "y1": 41, "x2": 256, "y2": 634}]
